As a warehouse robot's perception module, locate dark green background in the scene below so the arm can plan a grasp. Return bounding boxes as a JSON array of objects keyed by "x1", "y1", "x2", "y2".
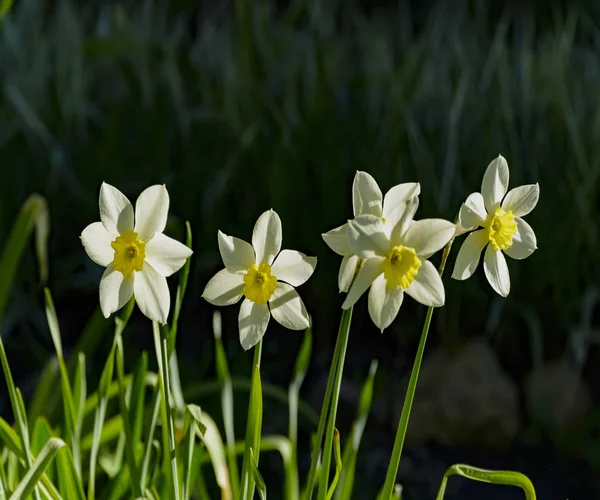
[{"x1": 1, "y1": 0, "x2": 599, "y2": 498}]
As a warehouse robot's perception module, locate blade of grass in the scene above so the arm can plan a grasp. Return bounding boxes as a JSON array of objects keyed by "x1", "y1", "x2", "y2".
[
  {"x1": 182, "y1": 404, "x2": 206, "y2": 499},
  {"x1": 288, "y1": 327, "x2": 312, "y2": 500},
  {"x1": 168, "y1": 221, "x2": 192, "y2": 355},
  {"x1": 140, "y1": 385, "x2": 161, "y2": 491},
  {"x1": 240, "y1": 340, "x2": 263, "y2": 500},
  {"x1": 317, "y1": 307, "x2": 353, "y2": 500},
  {"x1": 44, "y1": 288, "x2": 80, "y2": 479},
  {"x1": 213, "y1": 310, "x2": 240, "y2": 499},
  {"x1": 197, "y1": 411, "x2": 231, "y2": 500},
  {"x1": 8, "y1": 437, "x2": 65, "y2": 500},
  {"x1": 250, "y1": 448, "x2": 267, "y2": 500},
  {"x1": 325, "y1": 429, "x2": 342, "y2": 500},
  {"x1": 153, "y1": 321, "x2": 180, "y2": 500},
  {"x1": 380, "y1": 232, "x2": 455, "y2": 499},
  {"x1": 435, "y1": 464, "x2": 537, "y2": 500},
  {"x1": 114, "y1": 330, "x2": 142, "y2": 497},
  {"x1": 336, "y1": 360, "x2": 378, "y2": 499}
]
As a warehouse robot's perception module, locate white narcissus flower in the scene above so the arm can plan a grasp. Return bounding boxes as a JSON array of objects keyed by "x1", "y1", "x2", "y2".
[
  {"x1": 81, "y1": 183, "x2": 193, "y2": 324},
  {"x1": 451, "y1": 155, "x2": 540, "y2": 297},
  {"x1": 342, "y1": 198, "x2": 456, "y2": 332},
  {"x1": 322, "y1": 171, "x2": 420, "y2": 293},
  {"x1": 202, "y1": 210, "x2": 317, "y2": 351}
]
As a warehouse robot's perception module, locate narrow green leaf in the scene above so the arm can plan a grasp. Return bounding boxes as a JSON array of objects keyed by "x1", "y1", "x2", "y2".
[
  {"x1": 185, "y1": 405, "x2": 207, "y2": 436},
  {"x1": 73, "y1": 354, "x2": 87, "y2": 436},
  {"x1": 8, "y1": 437, "x2": 64, "y2": 500},
  {"x1": 55, "y1": 445, "x2": 86, "y2": 500},
  {"x1": 240, "y1": 343, "x2": 264, "y2": 500},
  {"x1": 44, "y1": 288, "x2": 80, "y2": 479},
  {"x1": 288, "y1": 327, "x2": 312, "y2": 500},
  {"x1": 326, "y1": 429, "x2": 342, "y2": 500},
  {"x1": 88, "y1": 343, "x2": 116, "y2": 500},
  {"x1": 129, "y1": 352, "x2": 148, "y2": 449},
  {"x1": 317, "y1": 307, "x2": 353, "y2": 500},
  {"x1": 153, "y1": 322, "x2": 180, "y2": 500},
  {"x1": 435, "y1": 464, "x2": 537, "y2": 500},
  {"x1": 114, "y1": 334, "x2": 142, "y2": 497},
  {"x1": 0, "y1": 417, "x2": 22, "y2": 457},
  {"x1": 0, "y1": 194, "x2": 49, "y2": 322},
  {"x1": 140, "y1": 387, "x2": 161, "y2": 490},
  {"x1": 197, "y1": 412, "x2": 231, "y2": 500},
  {"x1": 168, "y1": 221, "x2": 193, "y2": 355},
  {"x1": 182, "y1": 404, "x2": 206, "y2": 500},
  {"x1": 213, "y1": 310, "x2": 240, "y2": 499},
  {"x1": 250, "y1": 448, "x2": 267, "y2": 500},
  {"x1": 336, "y1": 360, "x2": 378, "y2": 499}
]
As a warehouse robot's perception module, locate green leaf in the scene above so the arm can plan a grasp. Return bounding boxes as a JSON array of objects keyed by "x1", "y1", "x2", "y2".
[
  {"x1": 8, "y1": 437, "x2": 65, "y2": 500},
  {"x1": 293, "y1": 326, "x2": 312, "y2": 383},
  {"x1": 73, "y1": 354, "x2": 87, "y2": 438},
  {"x1": 182, "y1": 404, "x2": 206, "y2": 500},
  {"x1": 241, "y1": 346, "x2": 264, "y2": 500},
  {"x1": 55, "y1": 445, "x2": 86, "y2": 500},
  {"x1": 0, "y1": 194, "x2": 49, "y2": 322},
  {"x1": 336, "y1": 360, "x2": 378, "y2": 499},
  {"x1": 140, "y1": 387, "x2": 161, "y2": 491},
  {"x1": 197, "y1": 411, "x2": 231, "y2": 499},
  {"x1": 0, "y1": 418, "x2": 22, "y2": 457},
  {"x1": 435, "y1": 464, "x2": 537, "y2": 500},
  {"x1": 44, "y1": 288, "x2": 80, "y2": 479},
  {"x1": 326, "y1": 429, "x2": 342, "y2": 500},
  {"x1": 213, "y1": 310, "x2": 240, "y2": 499},
  {"x1": 114, "y1": 335, "x2": 142, "y2": 497},
  {"x1": 129, "y1": 352, "x2": 148, "y2": 448},
  {"x1": 168, "y1": 221, "x2": 193, "y2": 356},
  {"x1": 250, "y1": 448, "x2": 267, "y2": 500}
]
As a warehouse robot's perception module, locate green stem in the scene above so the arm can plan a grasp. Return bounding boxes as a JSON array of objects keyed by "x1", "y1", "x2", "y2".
[
  {"x1": 380, "y1": 236, "x2": 455, "y2": 499},
  {"x1": 240, "y1": 339, "x2": 263, "y2": 500},
  {"x1": 317, "y1": 307, "x2": 352, "y2": 499},
  {"x1": 153, "y1": 323, "x2": 180, "y2": 500},
  {"x1": 302, "y1": 306, "x2": 352, "y2": 500}
]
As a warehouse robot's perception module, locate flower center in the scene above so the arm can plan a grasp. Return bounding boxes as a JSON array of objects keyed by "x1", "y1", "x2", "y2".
[
  {"x1": 243, "y1": 264, "x2": 277, "y2": 304},
  {"x1": 486, "y1": 208, "x2": 517, "y2": 251},
  {"x1": 382, "y1": 245, "x2": 422, "y2": 290},
  {"x1": 111, "y1": 230, "x2": 146, "y2": 279}
]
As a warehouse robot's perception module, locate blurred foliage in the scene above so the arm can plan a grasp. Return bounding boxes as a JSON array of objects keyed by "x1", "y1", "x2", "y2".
[{"x1": 1, "y1": 0, "x2": 600, "y2": 494}]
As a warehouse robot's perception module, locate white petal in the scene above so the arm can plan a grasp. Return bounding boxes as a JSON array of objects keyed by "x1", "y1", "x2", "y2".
[
  {"x1": 388, "y1": 197, "x2": 420, "y2": 245},
  {"x1": 483, "y1": 245, "x2": 510, "y2": 297},
  {"x1": 338, "y1": 254, "x2": 360, "y2": 293},
  {"x1": 368, "y1": 274, "x2": 404, "y2": 332},
  {"x1": 271, "y1": 250, "x2": 317, "y2": 287},
  {"x1": 134, "y1": 185, "x2": 170, "y2": 241},
  {"x1": 382, "y1": 182, "x2": 420, "y2": 220},
  {"x1": 352, "y1": 171, "x2": 383, "y2": 217},
  {"x1": 99, "y1": 182, "x2": 134, "y2": 235},
  {"x1": 459, "y1": 192, "x2": 487, "y2": 228},
  {"x1": 81, "y1": 222, "x2": 114, "y2": 267},
  {"x1": 201, "y1": 268, "x2": 245, "y2": 306},
  {"x1": 269, "y1": 282, "x2": 310, "y2": 330},
  {"x1": 252, "y1": 210, "x2": 282, "y2": 266},
  {"x1": 347, "y1": 215, "x2": 390, "y2": 258},
  {"x1": 133, "y1": 262, "x2": 171, "y2": 323},
  {"x1": 481, "y1": 155, "x2": 509, "y2": 212},
  {"x1": 341, "y1": 256, "x2": 385, "y2": 309},
  {"x1": 502, "y1": 184, "x2": 540, "y2": 218},
  {"x1": 402, "y1": 219, "x2": 456, "y2": 259},
  {"x1": 451, "y1": 230, "x2": 489, "y2": 280},
  {"x1": 238, "y1": 299, "x2": 270, "y2": 350},
  {"x1": 144, "y1": 233, "x2": 193, "y2": 277},
  {"x1": 504, "y1": 218, "x2": 537, "y2": 260},
  {"x1": 405, "y1": 260, "x2": 445, "y2": 307},
  {"x1": 99, "y1": 265, "x2": 134, "y2": 318},
  {"x1": 322, "y1": 223, "x2": 351, "y2": 256},
  {"x1": 218, "y1": 230, "x2": 255, "y2": 272}
]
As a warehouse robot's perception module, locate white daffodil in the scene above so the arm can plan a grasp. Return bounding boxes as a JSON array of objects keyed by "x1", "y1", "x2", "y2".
[
  {"x1": 341, "y1": 198, "x2": 456, "y2": 332},
  {"x1": 451, "y1": 155, "x2": 539, "y2": 297},
  {"x1": 322, "y1": 171, "x2": 420, "y2": 293},
  {"x1": 202, "y1": 210, "x2": 317, "y2": 350},
  {"x1": 81, "y1": 183, "x2": 193, "y2": 324}
]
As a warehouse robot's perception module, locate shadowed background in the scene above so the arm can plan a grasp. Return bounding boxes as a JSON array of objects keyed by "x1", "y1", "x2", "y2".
[{"x1": 1, "y1": 0, "x2": 599, "y2": 498}]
